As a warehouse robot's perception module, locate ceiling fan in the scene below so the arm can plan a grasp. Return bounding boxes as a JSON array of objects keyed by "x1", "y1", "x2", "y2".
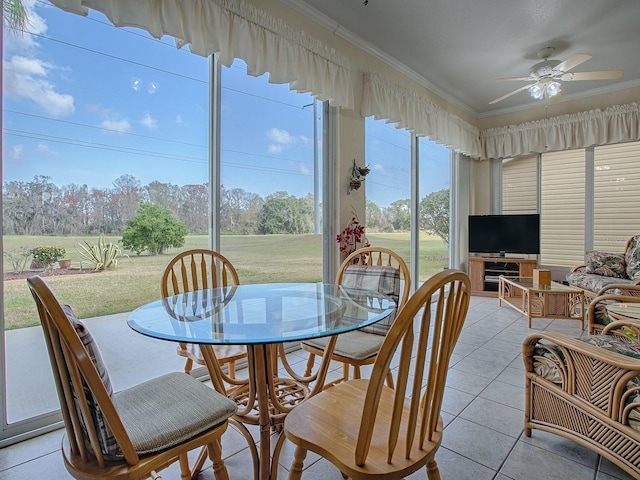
[{"x1": 489, "y1": 47, "x2": 623, "y2": 105}]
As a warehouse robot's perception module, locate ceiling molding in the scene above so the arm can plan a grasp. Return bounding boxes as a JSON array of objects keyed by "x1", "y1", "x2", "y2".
[{"x1": 280, "y1": 0, "x2": 478, "y2": 117}]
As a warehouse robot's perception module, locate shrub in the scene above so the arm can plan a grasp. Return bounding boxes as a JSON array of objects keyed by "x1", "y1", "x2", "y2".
[
  {"x1": 78, "y1": 236, "x2": 127, "y2": 270},
  {"x1": 121, "y1": 203, "x2": 188, "y2": 255},
  {"x1": 3, "y1": 247, "x2": 31, "y2": 273},
  {"x1": 29, "y1": 245, "x2": 66, "y2": 269}
]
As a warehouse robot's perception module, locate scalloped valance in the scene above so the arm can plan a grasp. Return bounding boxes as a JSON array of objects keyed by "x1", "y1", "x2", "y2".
[
  {"x1": 480, "y1": 102, "x2": 640, "y2": 159},
  {"x1": 50, "y1": 0, "x2": 353, "y2": 109},
  {"x1": 361, "y1": 72, "x2": 482, "y2": 158}
]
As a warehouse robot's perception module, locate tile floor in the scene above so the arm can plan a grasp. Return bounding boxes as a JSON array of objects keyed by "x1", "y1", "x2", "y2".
[{"x1": 1, "y1": 295, "x2": 637, "y2": 480}]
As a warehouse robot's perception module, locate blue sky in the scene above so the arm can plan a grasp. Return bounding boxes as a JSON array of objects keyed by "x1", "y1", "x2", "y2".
[{"x1": 2, "y1": 0, "x2": 450, "y2": 208}]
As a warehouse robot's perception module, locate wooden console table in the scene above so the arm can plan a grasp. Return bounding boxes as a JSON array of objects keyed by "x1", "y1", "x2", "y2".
[{"x1": 469, "y1": 257, "x2": 537, "y2": 297}]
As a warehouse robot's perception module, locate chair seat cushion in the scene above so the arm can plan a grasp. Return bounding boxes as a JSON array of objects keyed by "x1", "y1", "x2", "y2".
[
  {"x1": 112, "y1": 372, "x2": 237, "y2": 458},
  {"x1": 302, "y1": 330, "x2": 384, "y2": 361},
  {"x1": 342, "y1": 264, "x2": 400, "y2": 336},
  {"x1": 566, "y1": 267, "x2": 633, "y2": 294}
]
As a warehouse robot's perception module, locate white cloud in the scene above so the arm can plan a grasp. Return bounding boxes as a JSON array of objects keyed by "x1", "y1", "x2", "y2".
[
  {"x1": 36, "y1": 143, "x2": 58, "y2": 156},
  {"x1": 100, "y1": 119, "x2": 131, "y2": 133},
  {"x1": 3, "y1": 55, "x2": 75, "y2": 117},
  {"x1": 266, "y1": 127, "x2": 310, "y2": 154},
  {"x1": 140, "y1": 113, "x2": 158, "y2": 130},
  {"x1": 175, "y1": 114, "x2": 186, "y2": 126},
  {"x1": 8, "y1": 144, "x2": 24, "y2": 161},
  {"x1": 267, "y1": 128, "x2": 294, "y2": 145}
]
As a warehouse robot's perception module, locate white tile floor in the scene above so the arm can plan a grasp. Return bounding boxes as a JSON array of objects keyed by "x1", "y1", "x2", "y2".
[{"x1": 1, "y1": 295, "x2": 637, "y2": 480}]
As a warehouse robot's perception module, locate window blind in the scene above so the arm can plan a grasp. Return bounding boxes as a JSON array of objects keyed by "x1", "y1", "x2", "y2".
[
  {"x1": 594, "y1": 141, "x2": 640, "y2": 252},
  {"x1": 502, "y1": 155, "x2": 537, "y2": 214},
  {"x1": 540, "y1": 150, "x2": 585, "y2": 267}
]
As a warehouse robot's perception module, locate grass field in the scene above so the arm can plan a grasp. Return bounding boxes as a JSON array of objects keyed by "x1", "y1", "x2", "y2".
[{"x1": 3, "y1": 233, "x2": 447, "y2": 329}]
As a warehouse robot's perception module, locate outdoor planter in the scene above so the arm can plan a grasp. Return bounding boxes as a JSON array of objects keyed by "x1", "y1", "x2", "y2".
[{"x1": 58, "y1": 259, "x2": 72, "y2": 269}]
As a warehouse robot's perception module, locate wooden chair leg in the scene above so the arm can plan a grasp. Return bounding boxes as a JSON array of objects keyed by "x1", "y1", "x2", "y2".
[
  {"x1": 288, "y1": 445, "x2": 307, "y2": 480},
  {"x1": 184, "y1": 357, "x2": 194, "y2": 375},
  {"x1": 353, "y1": 365, "x2": 361, "y2": 379},
  {"x1": 342, "y1": 363, "x2": 350, "y2": 382},
  {"x1": 208, "y1": 439, "x2": 230, "y2": 480},
  {"x1": 178, "y1": 453, "x2": 190, "y2": 480},
  {"x1": 426, "y1": 459, "x2": 441, "y2": 480},
  {"x1": 228, "y1": 360, "x2": 236, "y2": 379},
  {"x1": 304, "y1": 353, "x2": 316, "y2": 376}
]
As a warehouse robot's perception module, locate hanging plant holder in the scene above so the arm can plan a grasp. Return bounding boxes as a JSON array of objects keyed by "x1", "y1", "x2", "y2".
[{"x1": 348, "y1": 159, "x2": 370, "y2": 194}]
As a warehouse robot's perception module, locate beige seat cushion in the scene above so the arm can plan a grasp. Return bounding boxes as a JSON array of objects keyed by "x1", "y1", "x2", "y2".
[{"x1": 302, "y1": 330, "x2": 384, "y2": 361}]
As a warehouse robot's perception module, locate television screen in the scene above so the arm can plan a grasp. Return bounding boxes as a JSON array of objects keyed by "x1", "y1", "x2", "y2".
[{"x1": 468, "y1": 214, "x2": 540, "y2": 255}]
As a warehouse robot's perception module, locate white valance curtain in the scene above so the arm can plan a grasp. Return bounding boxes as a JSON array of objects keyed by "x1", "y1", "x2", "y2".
[
  {"x1": 361, "y1": 72, "x2": 482, "y2": 158},
  {"x1": 50, "y1": 0, "x2": 354, "y2": 109},
  {"x1": 481, "y1": 102, "x2": 640, "y2": 159}
]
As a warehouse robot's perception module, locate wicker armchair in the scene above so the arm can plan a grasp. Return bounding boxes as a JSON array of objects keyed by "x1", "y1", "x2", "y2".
[
  {"x1": 587, "y1": 284, "x2": 640, "y2": 334},
  {"x1": 523, "y1": 321, "x2": 640, "y2": 478}
]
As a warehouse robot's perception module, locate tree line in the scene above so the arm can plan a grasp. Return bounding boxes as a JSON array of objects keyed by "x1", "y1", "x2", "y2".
[{"x1": 2, "y1": 175, "x2": 449, "y2": 243}]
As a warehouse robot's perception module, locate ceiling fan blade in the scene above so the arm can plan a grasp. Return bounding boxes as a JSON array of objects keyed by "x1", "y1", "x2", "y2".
[
  {"x1": 553, "y1": 53, "x2": 592, "y2": 73},
  {"x1": 489, "y1": 84, "x2": 534, "y2": 105},
  {"x1": 560, "y1": 70, "x2": 624, "y2": 81},
  {"x1": 494, "y1": 76, "x2": 532, "y2": 82}
]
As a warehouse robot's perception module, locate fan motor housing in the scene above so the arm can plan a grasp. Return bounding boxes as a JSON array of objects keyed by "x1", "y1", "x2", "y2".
[{"x1": 530, "y1": 59, "x2": 562, "y2": 79}]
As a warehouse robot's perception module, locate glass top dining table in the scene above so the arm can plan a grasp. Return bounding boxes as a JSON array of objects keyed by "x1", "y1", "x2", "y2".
[
  {"x1": 127, "y1": 282, "x2": 395, "y2": 480},
  {"x1": 127, "y1": 282, "x2": 395, "y2": 344}
]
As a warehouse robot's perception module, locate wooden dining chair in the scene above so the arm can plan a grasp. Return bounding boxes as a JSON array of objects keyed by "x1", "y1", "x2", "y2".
[
  {"x1": 284, "y1": 269, "x2": 470, "y2": 480},
  {"x1": 300, "y1": 246, "x2": 411, "y2": 387},
  {"x1": 27, "y1": 275, "x2": 237, "y2": 480},
  {"x1": 161, "y1": 249, "x2": 247, "y2": 378}
]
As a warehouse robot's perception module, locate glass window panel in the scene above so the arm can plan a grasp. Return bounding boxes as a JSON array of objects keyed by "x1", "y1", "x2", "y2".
[
  {"x1": 3, "y1": 5, "x2": 207, "y2": 423},
  {"x1": 364, "y1": 117, "x2": 411, "y2": 270},
  {"x1": 219, "y1": 60, "x2": 323, "y2": 283},
  {"x1": 418, "y1": 137, "x2": 451, "y2": 282}
]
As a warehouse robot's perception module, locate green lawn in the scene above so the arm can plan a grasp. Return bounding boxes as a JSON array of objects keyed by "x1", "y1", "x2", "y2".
[{"x1": 3, "y1": 233, "x2": 447, "y2": 329}]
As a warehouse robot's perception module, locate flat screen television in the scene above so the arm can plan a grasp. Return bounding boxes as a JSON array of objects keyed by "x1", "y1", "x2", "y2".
[{"x1": 468, "y1": 214, "x2": 540, "y2": 256}]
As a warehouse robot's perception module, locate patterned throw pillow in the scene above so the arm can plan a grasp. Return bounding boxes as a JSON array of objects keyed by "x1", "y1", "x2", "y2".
[
  {"x1": 585, "y1": 251, "x2": 627, "y2": 278},
  {"x1": 625, "y1": 235, "x2": 640, "y2": 280},
  {"x1": 342, "y1": 265, "x2": 400, "y2": 336},
  {"x1": 62, "y1": 304, "x2": 118, "y2": 457}
]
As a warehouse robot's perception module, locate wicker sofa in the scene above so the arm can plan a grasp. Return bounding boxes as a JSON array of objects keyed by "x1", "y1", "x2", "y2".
[
  {"x1": 566, "y1": 235, "x2": 640, "y2": 303},
  {"x1": 523, "y1": 321, "x2": 640, "y2": 478}
]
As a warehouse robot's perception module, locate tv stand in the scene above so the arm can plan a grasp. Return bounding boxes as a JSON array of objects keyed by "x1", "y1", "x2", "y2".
[{"x1": 469, "y1": 256, "x2": 537, "y2": 297}]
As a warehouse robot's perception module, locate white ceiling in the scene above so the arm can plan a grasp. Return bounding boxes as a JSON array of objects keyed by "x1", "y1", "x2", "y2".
[{"x1": 283, "y1": 0, "x2": 640, "y2": 117}]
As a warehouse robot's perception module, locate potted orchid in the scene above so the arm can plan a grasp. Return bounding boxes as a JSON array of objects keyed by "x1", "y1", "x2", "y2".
[{"x1": 336, "y1": 215, "x2": 370, "y2": 260}]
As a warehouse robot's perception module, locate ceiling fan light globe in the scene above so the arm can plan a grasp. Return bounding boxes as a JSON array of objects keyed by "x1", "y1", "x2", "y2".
[
  {"x1": 528, "y1": 84, "x2": 544, "y2": 99},
  {"x1": 547, "y1": 81, "x2": 561, "y2": 98}
]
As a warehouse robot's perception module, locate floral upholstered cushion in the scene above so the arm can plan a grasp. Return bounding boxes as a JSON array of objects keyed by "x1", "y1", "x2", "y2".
[
  {"x1": 566, "y1": 267, "x2": 634, "y2": 294},
  {"x1": 625, "y1": 235, "x2": 640, "y2": 280},
  {"x1": 342, "y1": 264, "x2": 400, "y2": 336},
  {"x1": 585, "y1": 251, "x2": 627, "y2": 278},
  {"x1": 63, "y1": 304, "x2": 118, "y2": 457}
]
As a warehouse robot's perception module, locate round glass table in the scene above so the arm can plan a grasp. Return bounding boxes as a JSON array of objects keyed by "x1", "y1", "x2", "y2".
[{"x1": 127, "y1": 282, "x2": 395, "y2": 480}]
